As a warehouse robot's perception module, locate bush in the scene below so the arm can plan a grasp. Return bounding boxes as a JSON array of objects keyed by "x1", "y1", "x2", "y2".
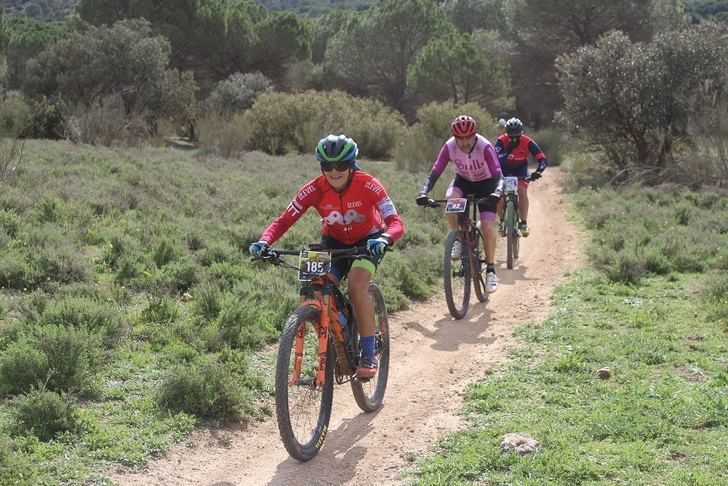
[
  {"x1": 152, "y1": 237, "x2": 185, "y2": 268},
  {"x1": 140, "y1": 297, "x2": 179, "y2": 324},
  {"x1": 531, "y1": 127, "x2": 566, "y2": 167},
  {"x1": 393, "y1": 101, "x2": 493, "y2": 172},
  {"x1": 0, "y1": 92, "x2": 31, "y2": 138},
  {"x1": 40, "y1": 296, "x2": 124, "y2": 347},
  {"x1": 0, "y1": 209, "x2": 22, "y2": 237},
  {"x1": 246, "y1": 90, "x2": 406, "y2": 158},
  {"x1": 9, "y1": 389, "x2": 81, "y2": 441},
  {"x1": 156, "y1": 361, "x2": 251, "y2": 421},
  {"x1": 0, "y1": 252, "x2": 40, "y2": 290},
  {"x1": 191, "y1": 282, "x2": 222, "y2": 321},
  {"x1": 31, "y1": 325, "x2": 101, "y2": 395},
  {"x1": 197, "y1": 112, "x2": 251, "y2": 158},
  {"x1": 0, "y1": 342, "x2": 49, "y2": 397},
  {"x1": 62, "y1": 96, "x2": 147, "y2": 147},
  {"x1": 203, "y1": 72, "x2": 272, "y2": 115}
]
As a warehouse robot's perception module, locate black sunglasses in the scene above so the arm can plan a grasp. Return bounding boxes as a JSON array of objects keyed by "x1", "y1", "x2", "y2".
[{"x1": 320, "y1": 162, "x2": 352, "y2": 172}]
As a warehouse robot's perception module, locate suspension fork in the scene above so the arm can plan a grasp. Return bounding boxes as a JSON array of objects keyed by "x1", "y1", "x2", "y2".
[{"x1": 289, "y1": 294, "x2": 329, "y2": 388}]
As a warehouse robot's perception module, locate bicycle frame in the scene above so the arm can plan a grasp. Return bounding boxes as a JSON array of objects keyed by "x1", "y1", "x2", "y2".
[{"x1": 255, "y1": 247, "x2": 364, "y2": 387}]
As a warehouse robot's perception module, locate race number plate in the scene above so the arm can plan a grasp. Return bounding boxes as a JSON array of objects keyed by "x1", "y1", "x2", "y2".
[
  {"x1": 445, "y1": 197, "x2": 467, "y2": 213},
  {"x1": 298, "y1": 250, "x2": 332, "y2": 281},
  {"x1": 504, "y1": 176, "x2": 519, "y2": 194}
]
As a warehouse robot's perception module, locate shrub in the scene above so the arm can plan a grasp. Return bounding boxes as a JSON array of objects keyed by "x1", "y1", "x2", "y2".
[
  {"x1": 203, "y1": 295, "x2": 270, "y2": 350},
  {"x1": 203, "y1": 71, "x2": 272, "y2": 115},
  {"x1": 9, "y1": 389, "x2": 81, "y2": 441},
  {"x1": 33, "y1": 196, "x2": 64, "y2": 224},
  {"x1": 152, "y1": 237, "x2": 185, "y2": 268},
  {"x1": 62, "y1": 96, "x2": 147, "y2": 147},
  {"x1": 31, "y1": 247, "x2": 93, "y2": 286},
  {"x1": 531, "y1": 127, "x2": 566, "y2": 167},
  {"x1": 0, "y1": 342, "x2": 49, "y2": 397},
  {"x1": 40, "y1": 296, "x2": 124, "y2": 347},
  {"x1": 246, "y1": 90, "x2": 405, "y2": 158},
  {"x1": 156, "y1": 361, "x2": 251, "y2": 421},
  {"x1": 0, "y1": 209, "x2": 22, "y2": 237},
  {"x1": 155, "y1": 258, "x2": 200, "y2": 293},
  {"x1": 140, "y1": 297, "x2": 179, "y2": 324},
  {"x1": 0, "y1": 252, "x2": 40, "y2": 290},
  {"x1": 191, "y1": 282, "x2": 222, "y2": 321},
  {"x1": 0, "y1": 92, "x2": 31, "y2": 138},
  {"x1": 197, "y1": 112, "x2": 251, "y2": 158},
  {"x1": 393, "y1": 101, "x2": 493, "y2": 172},
  {"x1": 31, "y1": 325, "x2": 101, "y2": 395}
]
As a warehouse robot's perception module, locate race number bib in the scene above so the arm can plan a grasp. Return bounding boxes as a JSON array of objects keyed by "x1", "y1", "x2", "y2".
[
  {"x1": 298, "y1": 250, "x2": 332, "y2": 281},
  {"x1": 445, "y1": 198, "x2": 467, "y2": 213},
  {"x1": 504, "y1": 176, "x2": 519, "y2": 194}
]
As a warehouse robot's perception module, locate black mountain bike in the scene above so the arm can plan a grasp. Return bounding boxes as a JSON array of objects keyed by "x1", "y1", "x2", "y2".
[
  {"x1": 426, "y1": 195, "x2": 489, "y2": 319},
  {"x1": 252, "y1": 245, "x2": 389, "y2": 461},
  {"x1": 499, "y1": 175, "x2": 533, "y2": 269}
]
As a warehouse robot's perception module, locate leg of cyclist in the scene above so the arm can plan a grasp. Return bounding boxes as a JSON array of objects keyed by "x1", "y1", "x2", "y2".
[
  {"x1": 445, "y1": 181, "x2": 464, "y2": 260},
  {"x1": 348, "y1": 266, "x2": 377, "y2": 378},
  {"x1": 518, "y1": 182, "x2": 530, "y2": 237},
  {"x1": 478, "y1": 179, "x2": 500, "y2": 293}
]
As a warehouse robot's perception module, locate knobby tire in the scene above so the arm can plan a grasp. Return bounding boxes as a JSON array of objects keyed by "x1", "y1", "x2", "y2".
[
  {"x1": 275, "y1": 305, "x2": 334, "y2": 462},
  {"x1": 444, "y1": 229, "x2": 471, "y2": 319},
  {"x1": 351, "y1": 282, "x2": 390, "y2": 412}
]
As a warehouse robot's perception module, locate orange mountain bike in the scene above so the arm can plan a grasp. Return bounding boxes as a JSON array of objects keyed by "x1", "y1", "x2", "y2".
[{"x1": 252, "y1": 245, "x2": 389, "y2": 461}]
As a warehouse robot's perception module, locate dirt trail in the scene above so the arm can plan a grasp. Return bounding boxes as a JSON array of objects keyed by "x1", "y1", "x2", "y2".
[{"x1": 110, "y1": 168, "x2": 585, "y2": 486}]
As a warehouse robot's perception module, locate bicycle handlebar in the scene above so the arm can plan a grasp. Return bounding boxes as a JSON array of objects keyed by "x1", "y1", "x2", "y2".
[{"x1": 251, "y1": 245, "x2": 371, "y2": 264}]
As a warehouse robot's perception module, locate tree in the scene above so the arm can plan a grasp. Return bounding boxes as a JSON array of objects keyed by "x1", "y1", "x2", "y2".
[
  {"x1": 407, "y1": 33, "x2": 511, "y2": 112},
  {"x1": 252, "y1": 11, "x2": 312, "y2": 87},
  {"x1": 23, "y1": 19, "x2": 197, "y2": 132},
  {"x1": 508, "y1": 0, "x2": 684, "y2": 127},
  {"x1": 445, "y1": 0, "x2": 507, "y2": 34},
  {"x1": 3, "y1": 18, "x2": 68, "y2": 90},
  {"x1": 325, "y1": 0, "x2": 452, "y2": 113},
  {"x1": 556, "y1": 23, "x2": 728, "y2": 181}
]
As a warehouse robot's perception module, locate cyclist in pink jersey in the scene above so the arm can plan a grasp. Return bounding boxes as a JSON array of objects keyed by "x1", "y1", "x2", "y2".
[
  {"x1": 250, "y1": 135, "x2": 404, "y2": 379},
  {"x1": 416, "y1": 115, "x2": 503, "y2": 293}
]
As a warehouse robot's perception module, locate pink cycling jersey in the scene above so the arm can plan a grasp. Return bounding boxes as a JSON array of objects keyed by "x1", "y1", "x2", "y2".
[{"x1": 430, "y1": 134, "x2": 502, "y2": 182}]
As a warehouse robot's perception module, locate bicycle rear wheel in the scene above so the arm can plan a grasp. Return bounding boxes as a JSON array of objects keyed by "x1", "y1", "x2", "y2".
[
  {"x1": 351, "y1": 282, "x2": 390, "y2": 412},
  {"x1": 505, "y1": 201, "x2": 517, "y2": 269},
  {"x1": 470, "y1": 227, "x2": 487, "y2": 303},
  {"x1": 275, "y1": 305, "x2": 334, "y2": 462},
  {"x1": 444, "y1": 229, "x2": 471, "y2": 319}
]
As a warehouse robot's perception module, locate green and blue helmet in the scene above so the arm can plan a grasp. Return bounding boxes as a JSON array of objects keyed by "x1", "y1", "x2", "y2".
[{"x1": 315, "y1": 134, "x2": 358, "y2": 164}]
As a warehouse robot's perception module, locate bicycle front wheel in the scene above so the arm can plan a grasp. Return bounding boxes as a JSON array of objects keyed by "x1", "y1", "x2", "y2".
[
  {"x1": 505, "y1": 201, "x2": 517, "y2": 269},
  {"x1": 351, "y1": 282, "x2": 390, "y2": 412},
  {"x1": 444, "y1": 229, "x2": 471, "y2": 319},
  {"x1": 275, "y1": 305, "x2": 334, "y2": 462},
  {"x1": 470, "y1": 227, "x2": 487, "y2": 303}
]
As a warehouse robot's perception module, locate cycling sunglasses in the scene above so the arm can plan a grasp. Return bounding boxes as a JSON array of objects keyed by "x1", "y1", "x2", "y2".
[{"x1": 320, "y1": 161, "x2": 353, "y2": 172}]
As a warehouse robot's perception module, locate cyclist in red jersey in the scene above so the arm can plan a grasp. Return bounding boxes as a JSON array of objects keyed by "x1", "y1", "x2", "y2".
[{"x1": 250, "y1": 134, "x2": 404, "y2": 379}]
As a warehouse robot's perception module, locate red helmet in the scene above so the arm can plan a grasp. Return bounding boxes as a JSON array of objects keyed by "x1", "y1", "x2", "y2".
[{"x1": 451, "y1": 115, "x2": 477, "y2": 138}]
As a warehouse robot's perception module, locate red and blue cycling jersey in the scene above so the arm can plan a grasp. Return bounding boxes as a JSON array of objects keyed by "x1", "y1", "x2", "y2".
[
  {"x1": 494, "y1": 134, "x2": 548, "y2": 178},
  {"x1": 261, "y1": 170, "x2": 404, "y2": 246}
]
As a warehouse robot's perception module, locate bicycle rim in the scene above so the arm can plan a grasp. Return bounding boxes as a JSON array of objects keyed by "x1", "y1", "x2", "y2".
[
  {"x1": 471, "y1": 228, "x2": 487, "y2": 302},
  {"x1": 275, "y1": 305, "x2": 334, "y2": 461},
  {"x1": 506, "y1": 201, "x2": 516, "y2": 269},
  {"x1": 444, "y1": 229, "x2": 471, "y2": 319},
  {"x1": 351, "y1": 282, "x2": 390, "y2": 412}
]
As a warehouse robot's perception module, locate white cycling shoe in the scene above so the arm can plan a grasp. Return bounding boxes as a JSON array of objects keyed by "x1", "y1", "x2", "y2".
[
  {"x1": 450, "y1": 240, "x2": 462, "y2": 260},
  {"x1": 485, "y1": 271, "x2": 499, "y2": 293}
]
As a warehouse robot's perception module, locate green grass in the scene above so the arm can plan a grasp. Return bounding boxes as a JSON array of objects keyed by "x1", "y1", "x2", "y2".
[
  {"x1": 0, "y1": 139, "x2": 454, "y2": 483},
  {"x1": 408, "y1": 186, "x2": 728, "y2": 485}
]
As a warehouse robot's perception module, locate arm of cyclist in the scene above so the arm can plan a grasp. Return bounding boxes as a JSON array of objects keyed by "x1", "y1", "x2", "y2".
[
  {"x1": 528, "y1": 139, "x2": 548, "y2": 180},
  {"x1": 251, "y1": 180, "x2": 321, "y2": 255},
  {"x1": 365, "y1": 177, "x2": 404, "y2": 255},
  {"x1": 416, "y1": 144, "x2": 450, "y2": 206}
]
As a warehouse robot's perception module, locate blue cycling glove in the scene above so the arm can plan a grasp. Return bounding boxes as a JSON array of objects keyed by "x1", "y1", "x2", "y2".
[
  {"x1": 249, "y1": 240, "x2": 269, "y2": 257},
  {"x1": 367, "y1": 236, "x2": 390, "y2": 256}
]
